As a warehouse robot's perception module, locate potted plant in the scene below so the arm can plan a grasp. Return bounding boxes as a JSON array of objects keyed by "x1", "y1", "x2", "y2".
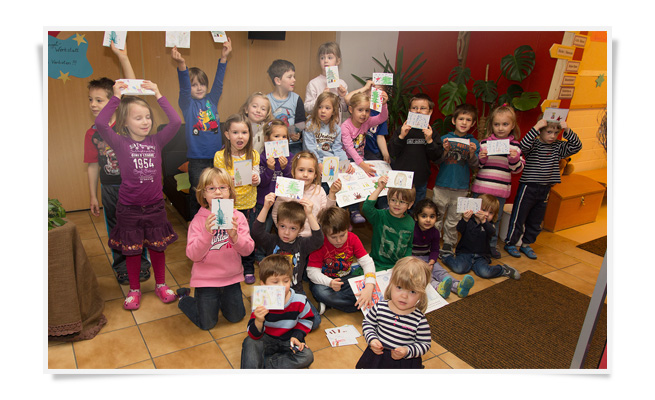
[{"x1": 48, "y1": 198, "x2": 67, "y2": 230}]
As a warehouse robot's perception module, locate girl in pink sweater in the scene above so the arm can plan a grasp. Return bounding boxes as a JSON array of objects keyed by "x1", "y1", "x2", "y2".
[{"x1": 177, "y1": 167, "x2": 255, "y2": 330}]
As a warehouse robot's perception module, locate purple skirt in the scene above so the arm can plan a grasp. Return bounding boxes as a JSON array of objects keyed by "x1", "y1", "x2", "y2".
[
  {"x1": 108, "y1": 199, "x2": 178, "y2": 256},
  {"x1": 356, "y1": 346, "x2": 424, "y2": 369}
]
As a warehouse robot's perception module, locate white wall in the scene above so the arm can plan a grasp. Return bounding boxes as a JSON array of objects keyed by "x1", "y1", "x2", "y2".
[{"x1": 337, "y1": 31, "x2": 399, "y2": 93}]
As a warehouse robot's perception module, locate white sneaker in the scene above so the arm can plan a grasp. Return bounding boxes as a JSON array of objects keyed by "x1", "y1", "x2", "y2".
[{"x1": 318, "y1": 302, "x2": 326, "y2": 315}]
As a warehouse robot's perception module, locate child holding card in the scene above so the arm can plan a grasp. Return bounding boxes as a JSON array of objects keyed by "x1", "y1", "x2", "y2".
[
  {"x1": 271, "y1": 151, "x2": 337, "y2": 238},
  {"x1": 171, "y1": 37, "x2": 231, "y2": 219},
  {"x1": 177, "y1": 167, "x2": 255, "y2": 330},
  {"x1": 302, "y1": 92, "x2": 349, "y2": 166},
  {"x1": 388, "y1": 93, "x2": 444, "y2": 204},
  {"x1": 504, "y1": 117, "x2": 582, "y2": 260},
  {"x1": 304, "y1": 42, "x2": 348, "y2": 119},
  {"x1": 241, "y1": 254, "x2": 315, "y2": 369},
  {"x1": 441, "y1": 194, "x2": 520, "y2": 280},
  {"x1": 471, "y1": 105, "x2": 524, "y2": 258},
  {"x1": 432, "y1": 103, "x2": 480, "y2": 257},
  {"x1": 214, "y1": 114, "x2": 260, "y2": 284},
  {"x1": 266, "y1": 59, "x2": 307, "y2": 154},
  {"x1": 412, "y1": 199, "x2": 475, "y2": 299},
  {"x1": 252, "y1": 192, "x2": 324, "y2": 329},
  {"x1": 239, "y1": 92, "x2": 273, "y2": 155}
]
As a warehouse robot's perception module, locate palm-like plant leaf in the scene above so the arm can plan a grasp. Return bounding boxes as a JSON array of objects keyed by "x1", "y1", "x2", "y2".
[
  {"x1": 512, "y1": 91, "x2": 541, "y2": 111},
  {"x1": 448, "y1": 66, "x2": 471, "y2": 86},
  {"x1": 500, "y1": 45, "x2": 536, "y2": 82},
  {"x1": 438, "y1": 81, "x2": 467, "y2": 116},
  {"x1": 472, "y1": 79, "x2": 498, "y2": 103}
]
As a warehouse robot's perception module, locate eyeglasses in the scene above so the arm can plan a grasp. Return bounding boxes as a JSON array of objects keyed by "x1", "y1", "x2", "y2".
[
  {"x1": 389, "y1": 198, "x2": 409, "y2": 206},
  {"x1": 204, "y1": 186, "x2": 230, "y2": 193}
]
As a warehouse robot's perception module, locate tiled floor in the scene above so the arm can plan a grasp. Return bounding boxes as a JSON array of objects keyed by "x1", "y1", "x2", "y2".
[{"x1": 48, "y1": 200, "x2": 607, "y2": 370}]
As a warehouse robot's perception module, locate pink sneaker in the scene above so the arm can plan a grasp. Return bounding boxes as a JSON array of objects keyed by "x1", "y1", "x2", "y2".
[
  {"x1": 155, "y1": 285, "x2": 177, "y2": 303},
  {"x1": 124, "y1": 290, "x2": 141, "y2": 310}
]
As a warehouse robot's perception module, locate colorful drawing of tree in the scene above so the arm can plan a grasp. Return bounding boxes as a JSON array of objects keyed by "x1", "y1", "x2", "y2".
[
  {"x1": 235, "y1": 169, "x2": 242, "y2": 186},
  {"x1": 287, "y1": 180, "x2": 301, "y2": 195},
  {"x1": 326, "y1": 67, "x2": 336, "y2": 83},
  {"x1": 216, "y1": 200, "x2": 225, "y2": 226}
]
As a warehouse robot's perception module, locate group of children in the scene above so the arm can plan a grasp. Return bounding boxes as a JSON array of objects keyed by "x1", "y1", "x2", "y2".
[{"x1": 84, "y1": 37, "x2": 582, "y2": 369}]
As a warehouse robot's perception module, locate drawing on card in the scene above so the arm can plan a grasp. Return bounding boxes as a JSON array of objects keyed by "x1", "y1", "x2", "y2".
[
  {"x1": 211, "y1": 31, "x2": 227, "y2": 43},
  {"x1": 456, "y1": 197, "x2": 482, "y2": 213},
  {"x1": 233, "y1": 160, "x2": 252, "y2": 187},
  {"x1": 322, "y1": 157, "x2": 339, "y2": 183},
  {"x1": 372, "y1": 72, "x2": 393, "y2": 86},
  {"x1": 544, "y1": 107, "x2": 569, "y2": 123},
  {"x1": 406, "y1": 111, "x2": 430, "y2": 129},
  {"x1": 211, "y1": 199, "x2": 234, "y2": 230},
  {"x1": 251, "y1": 286, "x2": 285, "y2": 311},
  {"x1": 165, "y1": 31, "x2": 191, "y2": 48},
  {"x1": 264, "y1": 139, "x2": 290, "y2": 159},
  {"x1": 485, "y1": 139, "x2": 511, "y2": 155},
  {"x1": 370, "y1": 86, "x2": 383, "y2": 112},
  {"x1": 116, "y1": 79, "x2": 155, "y2": 96},
  {"x1": 275, "y1": 177, "x2": 304, "y2": 200},
  {"x1": 387, "y1": 170, "x2": 414, "y2": 189},
  {"x1": 325, "y1": 66, "x2": 340, "y2": 88},
  {"x1": 103, "y1": 31, "x2": 127, "y2": 50},
  {"x1": 338, "y1": 159, "x2": 350, "y2": 174}
]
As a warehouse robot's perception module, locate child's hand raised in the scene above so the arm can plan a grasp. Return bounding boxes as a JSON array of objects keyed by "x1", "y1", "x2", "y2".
[
  {"x1": 252, "y1": 172, "x2": 260, "y2": 186},
  {"x1": 559, "y1": 120, "x2": 568, "y2": 131},
  {"x1": 474, "y1": 210, "x2": 487, "y2": 223},
  {"x1": 399, "y1": 121, "x2": 411, "y2": 139},
  {"x1": 171, "y1": 46, "x2": 185, "y2": 65},
  {"x1": 299, "y1": 198, "x2": 314, "y2": 215},
  {"x1": 264, "y1": 192, "x2": 276, "y2": 208},
  {"x1": 337, "y1": 85, "x2": 347, "y2": 98},
  {"x1": 377, "y1": 175, "x2": 388, "y2": 189},
  {"x1": 254, "y1": 305, "x2": 269, "y2": 323},
  {"x1": 379, "y1": 90, "x2": 389, "y2": 105},
  {"x1": 534, "y1": 118, "x2": 548, "y2": 131},
  {"x1": 109, "y1": 41, "x2": 128, "y2": 58},
  {"x1": 141, "y1": 80, "x2": 162, "y2": 99},
  {"x1": 221, "y1": 37, "x2": 232, "y2": 61},
  {"x1": 369, "y1": 339, "x2": 384, "y2": 355},
  {"x1": 462, "y1": 210, "x2": 473, "y2": 221},
  {"x1": 329, "y1": 178, "x2": 342, "y2": 196},
  {"x1": 112, "y1": 81, "x2": 128, "y2": 98},
  {"x1": 279, "y1": 155, "x2": 288, "y2": 170}
]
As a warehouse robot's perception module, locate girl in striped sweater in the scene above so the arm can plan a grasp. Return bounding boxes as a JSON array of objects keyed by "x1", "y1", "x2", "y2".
[
  {"x1": 471, "y1": 105, "x2": 524, "y2": 259},
  {"x1": 356, "y1": 257, "x2": 432, "y2": 369}
]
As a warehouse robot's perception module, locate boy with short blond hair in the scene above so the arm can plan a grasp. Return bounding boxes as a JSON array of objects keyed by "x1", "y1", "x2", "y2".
[
  {"x1": 361, "y1": 175, "x2": 416, "y2": 272},
  {"x1": 307, "y1": 207, "x2": 377, "y2": 314},
  {"x1": 266, "y1": 59, "x2": 307, "y2": 154},
  {"x1": 240, "y1": 254, "x2": 315, "y2": 369},
  {"x1": 388, "y1": 93, "x2": 443, "y2": 203},
  {"x1": 433, "y1": 103, "x2": 480, "y2": 257}
]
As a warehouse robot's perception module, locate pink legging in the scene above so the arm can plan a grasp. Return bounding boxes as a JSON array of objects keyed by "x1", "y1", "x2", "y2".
[{"x1": 126, "y1": 249, "x2": 166, "y2": 290}]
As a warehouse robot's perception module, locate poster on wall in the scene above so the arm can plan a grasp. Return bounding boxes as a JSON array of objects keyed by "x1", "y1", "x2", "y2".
[{"x1": 47, "y1": 33, "x2": 93, "y2": 81}]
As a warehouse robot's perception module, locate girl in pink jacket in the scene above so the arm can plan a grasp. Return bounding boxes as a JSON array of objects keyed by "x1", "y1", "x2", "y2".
[{"x1": 177, "y1": 167, "x2": 255, "y2": 330}]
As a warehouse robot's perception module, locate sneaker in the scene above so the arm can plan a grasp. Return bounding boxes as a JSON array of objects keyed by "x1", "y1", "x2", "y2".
[
  {"x1": 155, "y1": 285, "x2": 177, "y2": 303},
  {"x1": 457, "y1": 275, "x2": 475, "y2": 298},
  {"x1": 436, "y1": 277, "x2": 452, "y2": 299},
  {"x1": 244, "y1": 274, "x2": 256, "y2": 284},
  {"x1": 176, "y1": 287, "x2": 191, "y2": 299},
  {"x1": 501, "y1": 264, "x2": 521, "y2": 280},
  {"x1": 504, "y1": 244, "x2": 521, "y2": 258},
  {"x1": 124, "y1": 290, "x2": 141, "y2": 310},
  {"x1": 520, "y1": 245, "x2": 537, "y2": 259},
  {"x1": 116, "y1": 272, "x2": 129, "y2": 285},
  {"x1": 318, "y1": 302, "x2": 327, "y2": 315},
  {"x1": 490, "y1": 247, "x2": 501, "y2": 259},
  {"x1": 139, "y1": 268, "x2": 151, "y2": 282},
  {"x1": 350, "y1": 210, "x2": 366, "y2": 224},
  {"x1": 439, "y1": 244, "x2": 453, "y2": 260}
]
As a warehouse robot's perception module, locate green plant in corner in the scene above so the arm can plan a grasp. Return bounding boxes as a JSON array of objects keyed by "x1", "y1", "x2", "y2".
[
  {"x1": 352, "y1": 48, "x2": 428, "y2": 134},
  {"x1": 48, "y1": 198, "x2": 67, "y2": 231},
  {"x1": 437, "y1": 44, "x2": 541, "y2": 137}
]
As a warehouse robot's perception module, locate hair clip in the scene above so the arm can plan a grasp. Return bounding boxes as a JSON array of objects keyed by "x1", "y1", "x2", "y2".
[{"x1": 501, "y1": 102, "x2": 510, "y2": 107}]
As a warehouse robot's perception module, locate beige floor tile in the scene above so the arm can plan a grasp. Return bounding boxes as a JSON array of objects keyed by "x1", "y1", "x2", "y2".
[
  {"x1": 81, "y1": 237, "x2": 108, "y2": 257},
  {"x1": 543, "y1": 270, "x2": 596, "y2": 297},
  {"x1": 65, "y1": 212, "x2": 93, "y2": 226},
  {"x1": 216, "y1": 332, "x2": 249, "y2": 368},
  {"x1": 120, "y1": 359, "x2": 155, "y2": 369},
  {"x1": 76, "y1": 221, "x2": 101, "y2": 240},
  {"x1": 130, "y1": 285, "x2": 183, "y2": 325},
  {"x1": 48, "y1": 342, "x2": 77, "y2": 369},
  {"x1": 525, "y1": 243, "x2": 580, "y2": 269},
  {"x1": 73, "y1": 326, "x2": 150, "y2": 369},
  {"x1": 310, "y1": 344, "x2": 363, "y2": 369},
  {"x1": 561, "y1": 262, "x2": 602, "y2": 285},
  {"x1": 88, "y1": 254, "x2": 113, "y2": 277},
  {"x1": 439, "y1": 352, "x2": 474, "y2": 369},
  {"x1": 564, "y1": 247, "x2": 605, "y2": 268},
  {"x1": 164, "y1": 240, "x2": 189, "y2": 263},
  {"x1": 304, "y1": 319, "x2": 338, "y2": 351},
  {"x1": 429, "y1": 340, "x2": 448, "y2": 356},
  {"x1": 166, "y1": 259, "x2": 193, "y2": 286},
  {"x1": 322, "y1": 308, "x2": 365, "y2": 328},
  {"x1": 208, "y1": 314, "x2": 249, "y2": 340},
  {"x1": 102, "y1": 298, "x2": 137, "y2": 333},
  {"x1": 423, "y1": 355, "x2": 454, "y2": 369},
  {"x1": 139, "y1": 314, "x2": 213, "y2": 358},
  {"x1": 535, "y1": 231, "x2": 581, "y2": 252},
  {"x1": 153, "y1": 341, "x2": 232, "y2": 369},
  {"x1": 96, "y1": 274, "x2": 126, "y2": 301}
]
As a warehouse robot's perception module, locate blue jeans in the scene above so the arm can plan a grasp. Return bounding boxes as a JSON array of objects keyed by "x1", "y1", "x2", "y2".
[
  {"x1": 188, "y1": 158, "x2": 214, "y2": 220},
  {"x1": 442, "y1": 253, "x2": 503, "y2": 279},
  {"x1": 472, "y1": 193, "x2": 506, "y2": 250},
  {"x1": 178, "y1": 283, "x2": 246, "y2": 330},
  {"x1": 505, "y1": 183, "x2": 551, "y2": 246},
  {"x1": 310, "y1": 273, "x2": 359, "y2": 313},
  {"x1": 240, "y1": 334, "x2": 314, "y2": 369}
]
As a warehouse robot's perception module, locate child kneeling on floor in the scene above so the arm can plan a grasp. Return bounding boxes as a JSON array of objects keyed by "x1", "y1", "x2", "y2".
[
  {"x1": 441, "y1": 194, "x2": 521, "y2": 280},
  {"x1": 240, "y1": 254, "x2": 315, "y2": 369}
]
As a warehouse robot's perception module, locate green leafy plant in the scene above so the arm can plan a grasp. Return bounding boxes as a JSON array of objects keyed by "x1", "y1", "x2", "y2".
[
  {"x1": 352, "y1": 48, "x2": 428, "y2": 134},
  {"x1": 48, "y1": 198, "x2": 67, "y2": 231},
  {"x1": 437, "y1": 44, "x2": 541, "y2": 136}
]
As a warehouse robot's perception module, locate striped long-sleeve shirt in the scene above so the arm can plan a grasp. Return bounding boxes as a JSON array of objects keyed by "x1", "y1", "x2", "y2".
[
  {"x1": 247, "y1": 289, "x2": 314, "y2": 342},
  {"x1": 471, "y1": 134, "x2": 524, "y2": 198},
  {"x1": 362, "y1": 300, "x2": 431, "y2": 359},
  {"x1": 519, "y1": 128, "x2": 582, "y2": 185}
]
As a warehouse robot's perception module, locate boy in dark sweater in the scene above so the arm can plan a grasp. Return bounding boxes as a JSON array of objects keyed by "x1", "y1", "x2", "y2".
[{"x1": 441, "y1": 194, "x2": 520, "y2": 280}]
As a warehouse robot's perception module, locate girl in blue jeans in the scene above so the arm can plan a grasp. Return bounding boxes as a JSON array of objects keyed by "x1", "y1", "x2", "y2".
[{"x1": 441, "y1": 194, "x2": 520, "y2": 280}]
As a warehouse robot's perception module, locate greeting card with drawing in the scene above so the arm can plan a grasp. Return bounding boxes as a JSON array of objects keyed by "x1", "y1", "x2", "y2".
[
  {"x1": 322, "y1": 157, "x2": 339, "y2": 184},
  {"x1": 485, "y1": 139, "x2": 510, "y2": 155},
  {"x1": 386, "y1": 170, "x2": 414, "y2": 189},
  {"x1": 407, "y1": 111, "x2": 430, "y2": 129},
  {"x1": 116, "y1": 79, "x2": 155, "y2": 96},
  {"x1": 325, "y1": 66, "x2": 340, "y2": 88},
  {"x1": 372, "y1": 72, "x2": 393, "y2": 86},
  {"x1": 103, "y1": 31, "x2": 127, "y2": 50},
  {"x1": 544, "y1": 107, "x2": 569, "y2": 123},
  {"x1": 211, "y1": 199, "x2": 234, "y2": 230},
  {"x1": 251, "y1": 286, "x2": 285, "y2": 311},
  {"x1": 324, "y1": 325, "x2": 361, "y2": 347},
  {"x1": 264, "y1": 139, "x2": 289, "y2": 158},
  {"x1": 370, "y1": 86, "x2": 383, "y2": 112},
  {"x1": 233, "y1": 160, "x2": 252, "y2": 187},
  {"x1": 211, "y1": 31, "x2": 227, "y2": 43},
  {"x1": 456, "y1": 197, "x2": 482, "y2": 213},
  {"x1": 275, "y1": 177, "x2": 304, "y2": 200},
  {"x1": 165, "y1": 31, "x2": 191, "y2": 48}
]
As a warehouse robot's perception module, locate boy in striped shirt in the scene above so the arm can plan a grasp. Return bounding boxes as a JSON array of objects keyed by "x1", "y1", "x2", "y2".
[
  {"x1": 240, "y1": 254, "x2": 314, "y2": 369},
  {"x1": 504, "y1": 119, "x2": 582, "y2": 259}
]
